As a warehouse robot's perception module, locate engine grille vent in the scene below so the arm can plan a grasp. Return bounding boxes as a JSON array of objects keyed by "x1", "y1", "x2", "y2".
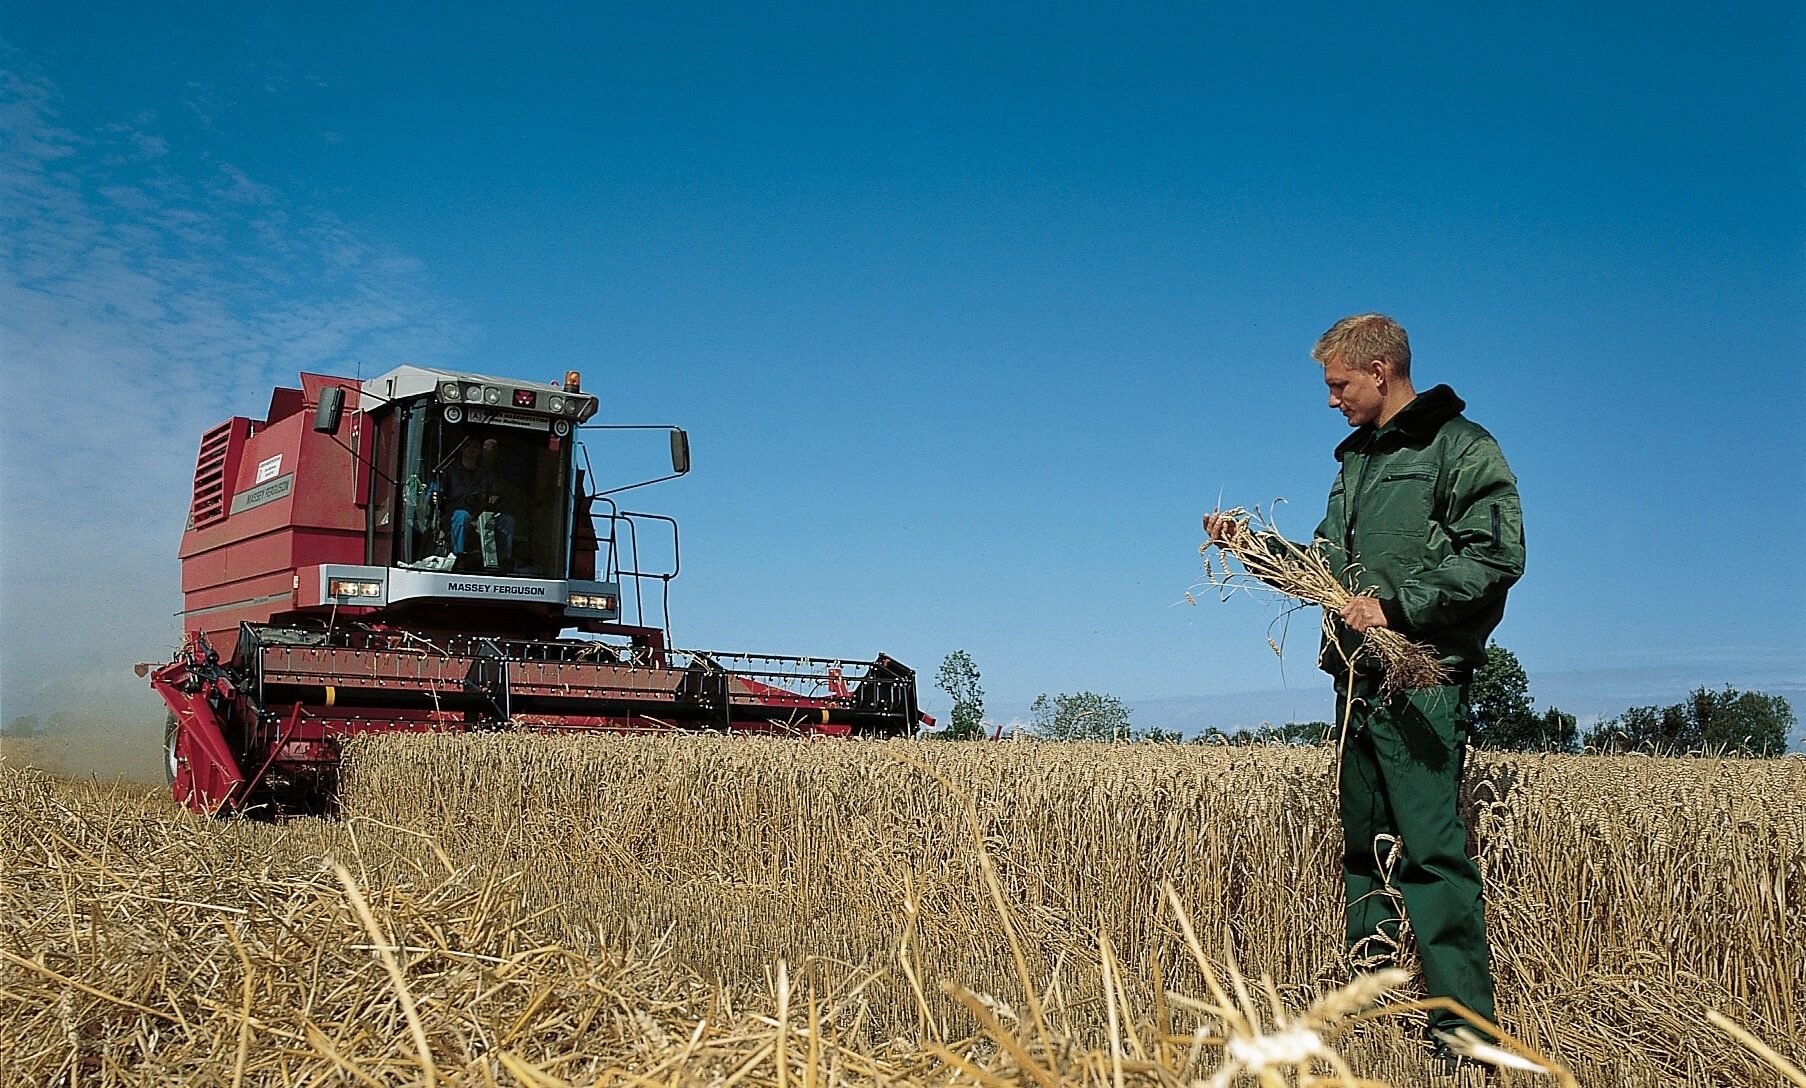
[{"x1": 189, "y1": 420, "x2": 238, "y2": 529}]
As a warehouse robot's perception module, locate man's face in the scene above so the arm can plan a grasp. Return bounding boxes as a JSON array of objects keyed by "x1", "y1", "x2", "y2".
[{"x1": 1323, "y1": 358, "x2": 1386, "y2": 428}]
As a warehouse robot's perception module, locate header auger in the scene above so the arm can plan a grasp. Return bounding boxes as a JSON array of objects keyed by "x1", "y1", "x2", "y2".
[{"x1": 146, "y1": 365, "x2": 927, "y2": 815}]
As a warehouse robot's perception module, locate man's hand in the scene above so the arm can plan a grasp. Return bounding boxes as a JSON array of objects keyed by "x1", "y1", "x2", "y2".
[
  {"x1": 1340, "y1": 596, "x2": 1389, "y2": 633},
  {"x1": 1203, "y1": 512, "x2": 1244, "y2": 545}
]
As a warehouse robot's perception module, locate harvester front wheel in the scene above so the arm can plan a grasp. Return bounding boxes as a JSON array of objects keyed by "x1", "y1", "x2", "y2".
[{"x1": 163, "y1": 712, "x2": 179, "y2": 787}]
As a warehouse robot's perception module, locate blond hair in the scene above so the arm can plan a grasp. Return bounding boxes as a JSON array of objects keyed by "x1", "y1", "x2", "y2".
[{"x1": 1312, "y1": 313, "x2": 1411, "y2": 379}]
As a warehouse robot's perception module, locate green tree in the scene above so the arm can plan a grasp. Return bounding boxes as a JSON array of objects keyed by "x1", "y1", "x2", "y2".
[
  {"x1": 1535, "y1": 706, "x2": 1579, "y2": 752},
  {"x1": 1469, "y1": 643, "x2": 1579, "y2": 751},
  {"x1": 1692, "y1": 687, "x2": 1794, "y2": 755},
  {"x1": 1031, "y1": 691, "x2": 1133, "y2": 742},
  {"x1": 1469, "y1": 644, "x2": 1535, "y2": 747},
  {"x1": 934, "y1": 650, "x2": 986, "y2": 740},
  {"x1": 1137, "y1": 725, "x2": 1186, "y2": 743},
  {"x1": 1587, "y1": 703, "x2": 1689, "y2": 753}
]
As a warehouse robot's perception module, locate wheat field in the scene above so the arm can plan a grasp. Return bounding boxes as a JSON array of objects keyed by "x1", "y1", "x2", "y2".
[{"x1": 4, "y1": 736, "x2": 1802, "y2": 1087}]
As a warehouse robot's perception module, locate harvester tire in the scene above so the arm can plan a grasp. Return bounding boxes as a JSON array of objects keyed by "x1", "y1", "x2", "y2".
[{"x1": 163, "y1": 712, "x2": 179, "y2": 787}]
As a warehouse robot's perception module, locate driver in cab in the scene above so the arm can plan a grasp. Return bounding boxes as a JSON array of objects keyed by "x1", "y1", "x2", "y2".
[{"x1": 437, "y1": 438, "x2": 514, "y2": 571}]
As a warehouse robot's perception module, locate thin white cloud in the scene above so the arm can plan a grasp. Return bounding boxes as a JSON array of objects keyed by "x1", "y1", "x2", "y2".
[{"x1": 0, "y1": 64, "x2": 472, "y2": 727}]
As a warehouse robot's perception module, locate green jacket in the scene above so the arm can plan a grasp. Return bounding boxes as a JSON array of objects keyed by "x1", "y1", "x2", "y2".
[{"x1": 1314, "y1": 385, "x2": 1525, "y2": 681}]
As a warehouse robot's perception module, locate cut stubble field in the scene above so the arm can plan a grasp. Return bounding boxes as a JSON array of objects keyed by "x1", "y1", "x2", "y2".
[{"x1": 3, "y1": 736, "x2": 1802, "y2": 1087}]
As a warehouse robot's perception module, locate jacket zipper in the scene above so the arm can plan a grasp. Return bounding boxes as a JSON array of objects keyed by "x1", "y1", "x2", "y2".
[{"x1": 1345, "y1": 440, "x2": 1373, "y2": 554}]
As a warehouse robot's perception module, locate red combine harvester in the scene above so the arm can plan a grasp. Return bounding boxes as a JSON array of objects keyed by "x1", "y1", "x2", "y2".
[{"x1": 146, "y1": 366, "x2": 926, "y2": 815}]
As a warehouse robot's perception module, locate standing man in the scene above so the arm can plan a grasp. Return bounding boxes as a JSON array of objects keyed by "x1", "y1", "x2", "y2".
[{"x1": 1207, "y1": 313, "x2": 1525, "y2": 1070}]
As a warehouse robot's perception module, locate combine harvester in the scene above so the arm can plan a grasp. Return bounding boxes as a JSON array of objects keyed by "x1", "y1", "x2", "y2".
[{"x1": 145, "y1": 367, "x2": 927, "y2": 815}]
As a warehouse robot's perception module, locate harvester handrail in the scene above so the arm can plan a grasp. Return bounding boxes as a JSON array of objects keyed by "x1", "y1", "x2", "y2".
[{"x1": 594, "y1": 505, "x2": 679, "y2": 644}]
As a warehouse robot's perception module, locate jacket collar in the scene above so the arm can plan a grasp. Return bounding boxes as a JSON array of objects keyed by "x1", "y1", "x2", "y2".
[{"x1": 1333, "y1": 384, "x2": 1466, "y2": 460}]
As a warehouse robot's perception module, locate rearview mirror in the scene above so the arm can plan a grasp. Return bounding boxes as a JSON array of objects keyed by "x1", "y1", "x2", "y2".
[
  {"x1": 669, "y1": 429, "x2": 691, "y2": 475},
  {"x1": 313, "y1": 387, "x2": 345, "y2": 435}
]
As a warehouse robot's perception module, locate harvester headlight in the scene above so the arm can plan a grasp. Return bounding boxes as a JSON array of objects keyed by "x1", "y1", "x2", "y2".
[
  {"x1": 551, "y1": 419, "x2": 570, "y2": 437},
  {"x1": 483, "y1": 386, "x2": 501, "y2": 404},
  {"x1": 567, "y1": 397, "x2": 585, "y2": 416},
  {"x1": 548, "y1": 395, "x2": 565, "y2": 413},
  {"x1": 568, "y1": 592, "x2": 616, "y2": 612},
  {"x1": 444, "y1": 405, "x2": 464, "y2": 423},
  {"x1": 440, "y1": 382, "x2": 462, "y2": 400},
  {"x1": 464, "y1": 384, "x2": 482, "y2": 401},
  {"x1": 328, "y1": 579, "x2": 383, "y2": 599}
]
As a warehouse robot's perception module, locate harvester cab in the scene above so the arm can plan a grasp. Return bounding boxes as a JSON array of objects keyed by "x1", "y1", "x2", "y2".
[
  {"x1": 310, "y1": 366, "x2": 617, "y2": 624},
  {"x1": 148, "y1": 365, "x2": 927, "y2": 816}
]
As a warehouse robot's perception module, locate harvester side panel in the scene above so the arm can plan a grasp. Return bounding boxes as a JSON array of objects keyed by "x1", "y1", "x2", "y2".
[{"x1": 178, "y1": 375, "x2": 367, "y2": 654}]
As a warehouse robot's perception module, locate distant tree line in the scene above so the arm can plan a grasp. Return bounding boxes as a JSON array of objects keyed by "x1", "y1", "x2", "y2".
[
  {"x1": 934, "y1": 652, "x2": 1184, "y2": 742},
  {"x1": 1, "y1": 712, "x2": 82, "y2": 738},
  {"x1": 1466, "y1": 643, "x2": 1794, "y2": 756},
  {"x1": 1583, "y1": 686, "x2": 1794, "y2": 756},
  {"x1": 1197, "y1": 721, "x2": 1331, "y2": 746},
  {"x1": 1201, "y1": 645, "x2": 1796, "y2": 756},
  {"x1": 2, "y1": 716, "x2": 45, "y2": 738},
  {"x1": 934, "y1": 646, "x2": 1795, "y2": 756}
]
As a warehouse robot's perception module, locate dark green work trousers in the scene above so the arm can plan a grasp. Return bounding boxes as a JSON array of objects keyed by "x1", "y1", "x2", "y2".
[{"x1": 1337, "y1": 682, "x2": 1495, "y2": 1034}]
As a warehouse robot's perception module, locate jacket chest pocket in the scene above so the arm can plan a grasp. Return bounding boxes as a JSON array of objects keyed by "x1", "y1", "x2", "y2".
[{"x1": 1364, "y1": 466, "x2": 1438, "y2": 535}]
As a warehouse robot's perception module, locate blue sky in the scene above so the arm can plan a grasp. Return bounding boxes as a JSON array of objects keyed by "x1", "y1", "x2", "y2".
[{"x1": 3, "y1": 3, "x2": 1802, "y2": 741}]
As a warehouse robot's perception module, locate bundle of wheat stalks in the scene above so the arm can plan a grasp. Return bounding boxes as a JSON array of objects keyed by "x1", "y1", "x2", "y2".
[{"x1": 1199, "y1": 506, "x2": 1450, "y2": 694}]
